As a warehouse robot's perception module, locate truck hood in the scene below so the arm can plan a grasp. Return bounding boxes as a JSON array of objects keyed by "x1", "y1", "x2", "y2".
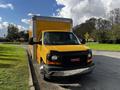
[{"x1": 44, "y1": 45, "x2": 90, "y2": 52}]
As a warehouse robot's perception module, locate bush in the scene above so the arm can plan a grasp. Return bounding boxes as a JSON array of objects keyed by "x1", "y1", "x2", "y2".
[{"x1": 116, "y1": 39, "x2": 120, "y2": 44}]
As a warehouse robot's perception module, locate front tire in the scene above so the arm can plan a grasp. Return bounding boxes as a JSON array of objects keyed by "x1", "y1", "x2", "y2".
[{"x1": 39, "y1": 61, "x2": 50, "y2": 80}]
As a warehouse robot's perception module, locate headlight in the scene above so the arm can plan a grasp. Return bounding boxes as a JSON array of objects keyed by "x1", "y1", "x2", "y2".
[
  {"x1": 88, "y1": 53, "x2": 92, "y2": 58},
  {"x1": 88, "y1": 49, "x2": 92, "y2": 59},
  {"x1": 51, "y1": 55, "x2": 58, "y2": 61}
]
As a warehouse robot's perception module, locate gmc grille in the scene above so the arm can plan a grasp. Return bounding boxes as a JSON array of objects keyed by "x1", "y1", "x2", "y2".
[{"x1": 51, "y1": 51, "x2": 88, "y2": 67}]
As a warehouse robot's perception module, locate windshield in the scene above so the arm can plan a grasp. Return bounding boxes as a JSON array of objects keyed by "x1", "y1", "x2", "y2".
[{"x1": 44, "y1": 32, "x2": 80, "y2": 45}]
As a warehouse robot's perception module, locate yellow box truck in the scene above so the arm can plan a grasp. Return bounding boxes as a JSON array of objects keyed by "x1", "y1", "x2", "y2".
[{"x1": 28, "y1": 16, "x2": 94, "y2": 79}]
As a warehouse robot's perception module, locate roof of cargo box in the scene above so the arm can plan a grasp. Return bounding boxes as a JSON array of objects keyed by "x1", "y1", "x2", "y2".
[
  {"x1": 32, "y1": 16, "x2": 73, "y2": 41},
  {"x1": 42, "y1": 30, "x2": 71, "y2": 32},
  {"x1": 32, "y1": 16, "x2": 72, "y2": 23}
]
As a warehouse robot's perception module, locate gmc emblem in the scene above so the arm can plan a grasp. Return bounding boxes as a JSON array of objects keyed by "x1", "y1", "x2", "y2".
[{"x1": 71, "y1": 58, "x2": 80, "y2": 62}]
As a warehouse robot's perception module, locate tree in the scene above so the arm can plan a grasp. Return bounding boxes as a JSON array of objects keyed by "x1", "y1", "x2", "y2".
[
  {"x1": 84, "y1": 32, "x2": 89, "y2": 42},
  {"x1": 6, "y1": 24, "x2": 19, "y2": 41},
  {"x1": 19, "y1": 30, "x2": 29, "y2": 42},
  {"x1": 109, "y1": 8, "x2": 120, "y2": 25},
  {"x1": 95, "y1": 18, "x2": 112, "y2": 30},
  {"x1": 73, "y1": 17, "x2": 97, "y2": 39},
  {"x1": 94, "y1": 18, "x2": 112, "y2": 43},
  {"x1": 108, "y1": 8, "x2": 120, "y2": 43},
  {"x1": 96, "y1": 30, "x2": 111, "y2": 43},
  {"x1": 24, "y1": 31, "x2": 29, "y2": 42},
  {"x1": 111, "y1": 24, "x2": 120, "y2": 43}
]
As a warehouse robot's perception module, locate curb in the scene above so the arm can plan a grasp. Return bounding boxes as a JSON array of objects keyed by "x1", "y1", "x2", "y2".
[
  {"x1": 27, "y1": 49, "x2": 40, "y2": 90},
  {"x1": 93, "y1": 50, "x2": 120, "y2": 52},
  {"x1": 93, "y1": 50, "x2": 120, "y2": 59},
  {"x1": 27, "y1": 51, "x2": 35, "y2": 90}
]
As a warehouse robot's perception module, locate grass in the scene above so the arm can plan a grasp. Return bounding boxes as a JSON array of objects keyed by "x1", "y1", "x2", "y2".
[
  {"x1": 0, "y1": 44, "x2": 29, "y2": 90},
  {"x1": 87, "y1": 42, "x2": 120, "y2": 51},
  {"x1": 2, "y1": 42, "x2": 21, "y2": 44}
]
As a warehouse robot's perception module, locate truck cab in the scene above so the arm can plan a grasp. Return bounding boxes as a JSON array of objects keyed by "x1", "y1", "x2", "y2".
[{"x1": 28, "y1": 16, "x2": 94, "y2": 79}]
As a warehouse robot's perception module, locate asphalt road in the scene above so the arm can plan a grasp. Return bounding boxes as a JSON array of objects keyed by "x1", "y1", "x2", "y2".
[
  {"x1": 27, "y1": 48, "x2": 120, "y2": 90},
  {"x1": 43, "y1": 55, "x2": 120, "y2": 90}
]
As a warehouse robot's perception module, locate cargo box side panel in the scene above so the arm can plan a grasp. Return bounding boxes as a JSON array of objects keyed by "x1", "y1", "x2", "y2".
[
  {"x1": 33, "y1": 20, "x2": 37, "y2": 62},
  {"x1": 35, "y1": 20, "x2": 72, "y2": 41},
  {"x1": 32, "y1": 16, "x2": 72, "y2": 63}
]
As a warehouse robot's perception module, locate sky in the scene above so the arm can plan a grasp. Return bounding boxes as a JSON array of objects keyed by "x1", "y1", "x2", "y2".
[{"x1": 0, "y1": 0, "x2": 120, "y2": 37}]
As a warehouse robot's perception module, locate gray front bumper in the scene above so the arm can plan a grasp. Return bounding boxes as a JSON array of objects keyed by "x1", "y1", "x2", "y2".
[{"x1": 44, "y1": 64, "x2": 95, "y2": 76}]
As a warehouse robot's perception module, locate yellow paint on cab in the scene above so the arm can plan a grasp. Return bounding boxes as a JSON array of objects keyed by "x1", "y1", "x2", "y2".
[{"x1": 28, "y1": 16, "x2": 90, "y2": 65}]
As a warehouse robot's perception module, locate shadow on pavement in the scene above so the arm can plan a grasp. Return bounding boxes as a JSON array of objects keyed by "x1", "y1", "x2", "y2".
[{"x1": 45, "y1": 73, "x2": 97, "y2": 90}]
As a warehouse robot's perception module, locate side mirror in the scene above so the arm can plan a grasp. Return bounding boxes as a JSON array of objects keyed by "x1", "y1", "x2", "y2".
[
  {"x1": 81, "y1": 38, "x2": 86, "y2": 44},
  {"x1": 39, "y1": 41, "x2": 42, "y2": 45},
  {"x1": 29, "y1": 37, "x2": 42, "y2": 45},
  {"x1": 29, "y1": 37, "x2": 34, "y2": 45}
]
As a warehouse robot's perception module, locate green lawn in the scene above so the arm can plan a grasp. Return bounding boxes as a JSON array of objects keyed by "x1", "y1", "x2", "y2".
[
  {"x1": 87, "y1": 42, "x2": 120, "y2": 51},
  {"x1": 0, "y1": 44, "x2": 29, "y2": 90}
]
